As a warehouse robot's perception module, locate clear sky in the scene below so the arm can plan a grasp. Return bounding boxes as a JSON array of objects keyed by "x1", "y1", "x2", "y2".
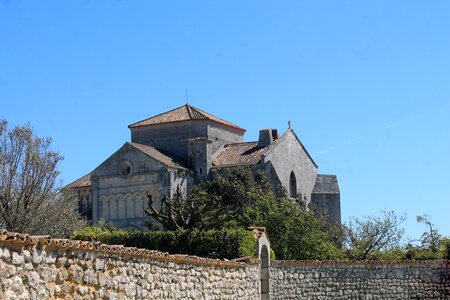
[{"x1": 1, "y1": 1, "x2": 449, "y2": 241}]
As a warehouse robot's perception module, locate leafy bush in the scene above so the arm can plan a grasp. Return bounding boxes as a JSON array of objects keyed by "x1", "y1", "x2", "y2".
[
  {"x1": 404, "y1": 238, "x2": 450, "y2": 260},
  {"x1": 184, "y1": 168, "x2": 344, "y2": 260},
  {"x1": 71, "y1": 227, "x2": 256, "y2": 259},
  {"x1": 365, "y1": 248, "x2": 407, "y2": 260}
]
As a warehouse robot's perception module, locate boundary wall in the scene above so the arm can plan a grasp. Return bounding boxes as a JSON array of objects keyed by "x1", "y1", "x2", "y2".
[
  {"x1": 271, "y1": 260, "x2": 450, "y2": 299},
  {"x1": 1, "y1": 230, "x2": 450, "y2": 299},
  {"x1": 0, "y1": 231, "x2": 260, "y2": 300}
]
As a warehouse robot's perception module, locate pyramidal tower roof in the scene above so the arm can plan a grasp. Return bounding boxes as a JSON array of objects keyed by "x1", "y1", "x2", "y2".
[{"x1": 128, "y1": 104, "x2": 246, "y2": 133}]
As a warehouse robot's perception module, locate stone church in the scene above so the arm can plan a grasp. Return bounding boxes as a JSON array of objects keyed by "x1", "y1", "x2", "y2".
[{"x1": 65, "y1": 104, "x2": 340, "y2": 230}]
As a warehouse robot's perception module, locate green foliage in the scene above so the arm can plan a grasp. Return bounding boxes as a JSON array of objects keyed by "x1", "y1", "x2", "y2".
[
  {"x1": 444, "y1": 238, "x2": 450, "y2": 259},
  {"x1": 71, "y1": 227, "x2": 255, "y2": 259},
  {"x1": 402, "y1": 216, "x2": 450, "y2": 260},
  {"x1": 344, "y1": 210, "x2": 406, "y2": 260},
  {"x1": 366, "y1": 248, "x2": 407, "y2": 260},
  {"x1": 71, "y1": 219, "x2": 116, "y2": 240},
  {"x1": 416, "y1": 214, "x2": 442, "y2": 252},
  {"x1": 264, "y1": 208, "x2": 345, "y2": 260},
  {"x1": 210, "y1": 169, "x2": 344, "y2": 260},
  {"x1": 185, "y1": 229, "x2": 256, "y2": 259},
  {"x1": 74, "y1": 168, "x2": 343, "y2": 260},
  {"x1": 96, "y1": 167, "x2": 450, "y2": 261},
  {"x1": 144, "y1": 168, "x2": 266, "y2": 231},
  {"x1": 144, "y1": 186, "x2": 232, "y2": 231},
  {"x1": 341, "y1": 212, "x2": 450, "y2": 261},
  {"x1": 269, "y1": 247, "x2": 276, "y2": 260},
  {"x1": 404, "y1": 243, "x2": 448, "y2": 260}
]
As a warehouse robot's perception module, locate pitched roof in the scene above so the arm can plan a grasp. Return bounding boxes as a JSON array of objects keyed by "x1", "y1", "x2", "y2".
[
  {"x1": 128, "y1": 104, "x2": 245, "y2": 133},
  {"x1": 64, "y1": 173, "x2": 92, "y2": 189},
  {"x1": 312, "y1": 174, "x2": 340, "y2": 194},
  {"x1": 212, "y1": 142, "x2": 270, "y2": 167},
  {"x1": 128, "y1": 142, "x2": 188, "y2": 170}
]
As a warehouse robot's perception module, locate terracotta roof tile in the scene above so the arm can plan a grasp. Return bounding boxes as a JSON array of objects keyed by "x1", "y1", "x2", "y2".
[
  {"x1": 128, "y1": 104, "x2": 245, "y2": 133},
  {"x1": 212, "y1": 142, "x2": 270, "y2": 167},
  {"x1": 64, "y1": 173, "x2": 92, "y2": 189},
  {"x1": 0, "y1": 230, "x2": 249, "y2": 268},
  {"x1": 128, "y1": 142, "x2": 188, "y2": 170}
]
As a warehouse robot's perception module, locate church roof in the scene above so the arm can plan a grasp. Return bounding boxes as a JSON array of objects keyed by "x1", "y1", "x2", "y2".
[
  {"x1": 212, "y1": 142, "x2": 271, "y2": 167},
  {"x1": 64, "y1": 173, "x2": 92, "y2": 189},
  {"x1": 312, "y1": 174, "x2": 339, "y2": 194},
  {"x1": 128, "y1": 104, "x2": 246, "y2": 133},
  {"x1": 128, "y1": 142, "x2": 188, "y2": 170}
]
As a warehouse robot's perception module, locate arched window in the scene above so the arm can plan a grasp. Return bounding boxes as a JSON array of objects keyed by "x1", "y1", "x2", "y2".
[{"x1": 289, "y1": 171, "x2": 297, "y2": 198}]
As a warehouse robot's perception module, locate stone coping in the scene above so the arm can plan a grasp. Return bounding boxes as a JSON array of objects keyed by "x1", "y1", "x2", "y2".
[
  {"x1": 0, "y1": 230, "x2": 260, "y2": 268},
  {"x1": 272, "y1": 259, "x2": 450, "y2": 267}
]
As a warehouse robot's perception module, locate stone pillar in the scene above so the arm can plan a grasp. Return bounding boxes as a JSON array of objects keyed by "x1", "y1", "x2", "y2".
[
  {"x1": 249, "y1": 227, "x2": 272, "y2": 300},
  {"x1": 260, "y1": 245, "x2": 270, "y2": 300}
]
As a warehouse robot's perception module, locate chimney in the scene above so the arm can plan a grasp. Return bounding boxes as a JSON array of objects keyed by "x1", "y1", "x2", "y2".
[
  {"x1": 258, "y1": 129, "x2": 274, "y2": 147},
  {"x1": 271, "y1": 129, "x2": 279, "y2": 140}
]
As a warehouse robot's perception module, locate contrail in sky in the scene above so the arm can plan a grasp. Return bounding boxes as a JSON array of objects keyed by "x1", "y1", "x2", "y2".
[{"x1": 314, "y1": 103, "x2": 450, "y2": 156}]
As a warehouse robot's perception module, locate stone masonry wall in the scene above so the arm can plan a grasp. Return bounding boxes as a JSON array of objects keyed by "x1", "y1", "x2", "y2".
[
  {"x1": 2, "y1": 230, "x2": 450, "y2": 300},
  {"x1": 0, "y1": 231, "x2": 260, "y2": 300},
  {"x1": 271, "y1": 260, "x2": 450, "y2": 299}
]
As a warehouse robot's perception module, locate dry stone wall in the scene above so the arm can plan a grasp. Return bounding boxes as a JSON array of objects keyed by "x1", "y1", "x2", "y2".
[
  {"x1": 0, "y1": 231, "x2": 260, "y2": 300},
  {"x1": 2, "y1": 230, "x2": 450, "y2": 300},
  {"x1": 271, "y1": 260, "x2": 450, "y2": 299}
]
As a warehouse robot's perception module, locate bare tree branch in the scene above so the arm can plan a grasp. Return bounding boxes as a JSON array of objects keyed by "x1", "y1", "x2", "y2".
[
  {"x1": 344, "y1": 210, "x2": 406, "y2": 259},
  {"x1": 0, "y1": 120, "x2": 85, "y2": 236}
]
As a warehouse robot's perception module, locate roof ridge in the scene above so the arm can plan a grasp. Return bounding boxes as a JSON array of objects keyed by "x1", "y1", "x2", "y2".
[
  {"x1": 224, "y1": 141, "x2": 259, "y2": 147},
  {"x1": 128, "y1": 104, "x2": 188, "y2": 128},
  {"x1": 191, "y1": 105, "x2": 241, "y2": 128},
  {"x1": 128, "y1": 104, "x2": 245, "y2": 133},
  {"x1": 129, "y1": 141, "x2": 152, "y2": 147},
  {"x1": 186, "y1": 104, "x2": 193, "y2": 119}
]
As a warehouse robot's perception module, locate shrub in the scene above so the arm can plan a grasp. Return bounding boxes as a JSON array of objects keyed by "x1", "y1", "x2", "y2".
[{"x1": 71, "y1": 227, "x2": 256, "y2": 259}]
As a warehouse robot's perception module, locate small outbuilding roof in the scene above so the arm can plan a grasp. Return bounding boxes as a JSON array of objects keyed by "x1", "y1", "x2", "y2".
[
  {"x1": 312, "y1": 174, "x2": 340, "y2": 194},
  {"x1": 128, "y1": 104, "x2": 246, "y2": 133}
]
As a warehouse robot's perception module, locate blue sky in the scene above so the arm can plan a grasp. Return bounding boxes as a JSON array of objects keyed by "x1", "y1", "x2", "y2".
[{"x1": 1, "y1": 1, "x2": 449, "y2": 241}]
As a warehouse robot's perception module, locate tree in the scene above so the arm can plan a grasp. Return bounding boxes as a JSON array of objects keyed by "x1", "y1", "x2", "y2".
[
  {"x1": 416, "y1": 214, "x2": 442, "y2": 252},
  {"x1": 145, "y1": 168, "x2": 268, "y2": 230},
  {"x1": 0, "y1": 120, "x2": 85, "y2": 236},
  {"x1": 404, "y1": 214, "x2": 448, "y2": 260},
  {"x1": 343, "y1": 210, "x2": 406, "y2": 259},
  {"x1": 250, "y1": 196, "x2": 344, "y2": 260},
  {"x1": 144, "y1": 185, "x2": 231, "y2": 231},
  {"x1": 145, "y1": 167, "x2": 344, "y2": 260}
]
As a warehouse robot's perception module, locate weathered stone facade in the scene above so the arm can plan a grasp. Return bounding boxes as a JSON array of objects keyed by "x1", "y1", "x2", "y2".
[{"x1": 65, "y1": 104, "x2": 341, "y2": 228}]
